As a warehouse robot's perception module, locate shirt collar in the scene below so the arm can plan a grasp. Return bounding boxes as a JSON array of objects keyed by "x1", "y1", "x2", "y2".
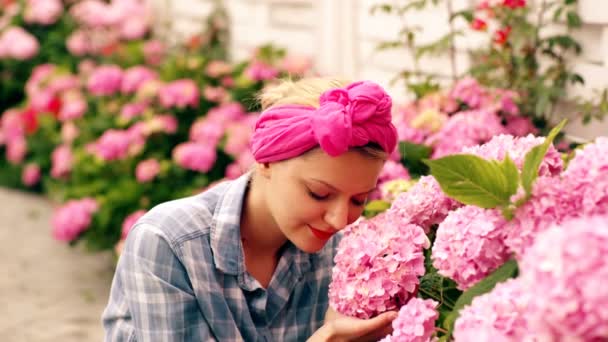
[{"x1": 210, "y1": 172, "x2": 251, "y2": 275}]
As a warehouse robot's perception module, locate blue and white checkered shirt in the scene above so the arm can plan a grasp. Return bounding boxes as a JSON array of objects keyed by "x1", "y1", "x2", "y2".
[{"x1": 102, "y1": 172, "x2": 341, "y2": 341}]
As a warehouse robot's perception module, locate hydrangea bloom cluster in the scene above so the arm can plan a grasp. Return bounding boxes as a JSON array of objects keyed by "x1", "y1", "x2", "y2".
[
  {"x1": 519, "y1": 215, "x2": 608, "y2": 341},
  {"x1": 379, "y1": 298, "x2": 439, "y2": 342},
  {"x1": 371, "y1": 160, "x2": 411, "y2": 200},
  {"x1": 560, "y1": 137, "x2": 608, "y2": 216},
  {"x1": 432, "y1": 206, "x2": 509, "y2": 290},
  {"x1": 503, "y1": 175, "x2": 576, "y2": 257},
  {"x1": 461, "y1": 134, "x2": 563, "y2": 176},
  {"x1": 52, "y1": 198, "x2": 99, "y2": 242},
  {"x1": 329, "y1": 213, "x2": 429, "y2": 319},
  {"x1": 389, "y1": 176, "x2": 461, "y2": 232},
  {"x1": 453, "y1": 279, "x2": 532, "y2": 341}
]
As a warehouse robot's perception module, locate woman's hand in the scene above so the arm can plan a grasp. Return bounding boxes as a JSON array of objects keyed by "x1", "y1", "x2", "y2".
[{"x1": 307, "y1": 308, "x2": 397, "y2": 342}]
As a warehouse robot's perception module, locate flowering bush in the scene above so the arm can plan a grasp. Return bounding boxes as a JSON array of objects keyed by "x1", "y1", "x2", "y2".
[{"x1": 332, "y1": 119, "x2": 608, "y2": 340}]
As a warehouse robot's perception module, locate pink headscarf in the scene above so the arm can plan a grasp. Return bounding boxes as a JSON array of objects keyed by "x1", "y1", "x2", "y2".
[{"x1": 250, "y1": 80, "x2": 397, "y2": 163}]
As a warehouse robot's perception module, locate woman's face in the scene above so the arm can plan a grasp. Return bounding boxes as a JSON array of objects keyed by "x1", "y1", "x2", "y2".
[{"x1": 261, "y1": 149, "x2": 384, "y2": 253}]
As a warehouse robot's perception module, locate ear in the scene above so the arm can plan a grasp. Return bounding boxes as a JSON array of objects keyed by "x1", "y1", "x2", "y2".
[{"x1": 257, "y1": 162, "x2": 272, "y2": 179}]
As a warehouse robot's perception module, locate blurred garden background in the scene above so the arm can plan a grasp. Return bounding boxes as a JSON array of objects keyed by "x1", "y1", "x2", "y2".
[{"x1": 1, "y1": 0, "x2": 608, "y2": 341}]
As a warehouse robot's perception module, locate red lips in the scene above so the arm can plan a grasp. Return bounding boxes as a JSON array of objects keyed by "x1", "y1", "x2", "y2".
[{"x1": 308, "y1": 225, "x2": 336, "y2": 240}]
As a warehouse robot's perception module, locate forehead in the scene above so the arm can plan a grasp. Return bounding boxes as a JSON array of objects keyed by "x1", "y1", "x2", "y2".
[{"x1": 283, "y1": 149, "x2": 384, "y2": 191}]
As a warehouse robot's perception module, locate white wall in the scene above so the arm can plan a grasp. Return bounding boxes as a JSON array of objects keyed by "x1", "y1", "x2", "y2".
[{"x1": 149, "y1": 0, "x2": 608, "y2": 139}]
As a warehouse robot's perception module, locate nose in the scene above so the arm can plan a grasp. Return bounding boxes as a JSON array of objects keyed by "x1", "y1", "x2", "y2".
[{"x1": 323, "y1": 200, "x2": 350, "y2": 231}]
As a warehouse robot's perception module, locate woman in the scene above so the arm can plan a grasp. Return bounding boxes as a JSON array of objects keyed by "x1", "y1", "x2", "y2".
[{"x1": 103, "y1": 78, "x2": 399, "y2": 341}]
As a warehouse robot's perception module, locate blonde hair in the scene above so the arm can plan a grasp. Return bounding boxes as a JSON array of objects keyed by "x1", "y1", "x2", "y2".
[{"x1": 258, "y1": 77, "x2": 388, "y2": 160}]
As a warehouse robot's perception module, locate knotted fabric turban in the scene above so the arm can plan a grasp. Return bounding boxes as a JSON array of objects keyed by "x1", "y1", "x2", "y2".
[{"x1": 250, "y1": 80, "x2": 397, "y2": 163}]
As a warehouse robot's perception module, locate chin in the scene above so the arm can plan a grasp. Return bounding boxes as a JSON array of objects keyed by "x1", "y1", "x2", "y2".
[{"x1": 291, "y1": 238, "x2": 326, "y2": 254}]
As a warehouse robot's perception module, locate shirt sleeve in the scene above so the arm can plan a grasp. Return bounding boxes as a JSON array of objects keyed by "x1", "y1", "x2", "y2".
[{"x1": 102, "y1": 223, "x2": 215, "y2": 341}]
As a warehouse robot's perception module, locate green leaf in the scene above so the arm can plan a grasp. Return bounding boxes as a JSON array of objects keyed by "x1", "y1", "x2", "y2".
[
  {"x1": 450, "y1": 10, "x2": 474, "y2": 22},
  {"x1": 499, "y1": 154, "x2": 520, "y2": 196},
  {"x1": 566, "y1": 11, "x2": 582, "y2": 28},
  {"x1": 521, "y1": 119, "x2": 567, "y2": 195},
  {"x1": 399, "y1": 141, "x2": 432, "y2": 177},
  {"x1": 423, "y1": 154, "x2": 518, "y2": 208},
  {"x1": 363, "y1": 200, "x2": 391, "y2": 218},
  {"x1": 443, "y1": 260, "x2": 519, "y2": 336}
]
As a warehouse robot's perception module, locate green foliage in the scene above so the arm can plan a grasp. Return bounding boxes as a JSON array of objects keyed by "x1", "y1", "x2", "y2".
[{"x1": 399, "y1": 141, "x2": 432, "y2": 177}]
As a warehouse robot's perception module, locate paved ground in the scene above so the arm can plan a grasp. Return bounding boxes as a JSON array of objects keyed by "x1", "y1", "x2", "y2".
[{"x1": 0, "y1": 187, "x2": 114, "y2": 342}]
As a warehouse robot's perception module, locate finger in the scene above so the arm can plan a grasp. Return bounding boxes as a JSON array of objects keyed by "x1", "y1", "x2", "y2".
[{"x1": 346, "y1": 311, "x2": 398, "y2": 338}]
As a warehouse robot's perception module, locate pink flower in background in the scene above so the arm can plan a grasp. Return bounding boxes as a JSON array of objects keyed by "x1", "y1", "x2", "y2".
[
  {"x1": 244, "y1": 60, "x2": 279, "y2": 81},
  {"x1": 159, "y1": 79, "x2": 199, "y2": 109},
  {"x1": 519, "y1": 215, "x2": 608, "y2": 341},
  {"x1": 77, "y1": 59, "x2": 97, "y2": 78},
  {"x1": 221, "y1": 76, "x2": 235, "y2": 88},
  {"x1": 48, "y1": 74, "x2": 80, "y2": 94},
  {"x1": 504, "y1": 115, "x2": 537, "y2": 136},
  {"x1": 379, "y1": 298, "x2": 439, "y2": 342},
  {"x1": 461, "y1": 134, "x2": 563, "y2": 176},
  {"x1": 0, "y1": 26, "x2": 39, "y2": 60},
  {"x1": 172, "y1": 142, "x2": 217, "y2": 172},
  {"x1": 59, "y1": 91, "x2": 87, "y2": 121},
  {"x1": 280, "y1": 55, "x2": 312, "y2": 75},
  {"x1": 66, "y1": 30, "x2": 90, "y2": 56},
  {"x1": 121, "y1": 66, "x2": 158, "y2": 94},
  {"x1": 224, "y1": 123, "x2": 252, "y2": 157},
  {"x1": 394, "y1": 123, "x2": 429, "y2": 145},
  {"x1": 6, "y1": 136, "x2": 27, "y2": 164},
  {"x1": 427, "y1": 109, "x2": 506, "y2": 158},
  {"x1": 142, "y1": 39, "x2": 165, "y2": 65},
  {"x1": 329, "y1": 213, "x2": 429, "y2": 319},
  {"x1": 206, "y1": 102, "x2": 246, "y2": 125},
  {"x1": 389, "y1": 176, "x2": 461, "y2": 233},
  {"x1": 52, "y1": 197, "x2": 99, "y2": 242},
  {"x1": 24, "y1": 0, "x2": 63, "y2": 25},
  {"x1": 51, "y1": 144, "x2": 73, "y2": 178},
  {"x1": 61, "y1": 121, "x2": 79, "y2": 144},
  {"x1": 432, "y1": 206, "x2": 509, "y2": 290},
  {"x1": 203, "y1": 85, "x2": 228, "y2": 103},
  {"x1": 189, "y1": 119, "x2": 224, "y2": 148},
  {"x1": 25, "y1": 64, "x2": 55, "y2": 95},
  {"x1": 454, "y1": 279, "x2": 532, "y2": 341},
  {"x1": 135, "y1": 79, "x2": 162, "y2": 101},
  {"x1": 70, "y1": 0, "x2": 107, "y2": 27},
  {"x1": 135, "y1": 158, "x2": 160, "y2": 183},
  {"x1": 87, "y1": 65, "x2": 123, "y2": 96},
  {"x1": 93, "y1": 129, "x2": 133, "y2": 161},
  {"x1": 205, "y1": 60, "x2": 233, "y2": 78},
  {"x1": 120, "y1": 102, "x2": 147, "y2": 121},
  {"x1": 147, "y1": 114, "x2": 178, "y2": 135},
  {"x1": 225, "y1": 152, "x2": 255, "y2": 179},
  {"x1": 450, "y1": 77, "x2": 486, "y2": 109},
  {"x1": 120, "y1": 15, "x2": 148, "y2": 40},
  {"x1": 21, "y1": 163, "x2": 41, "y2": 186},
  {"x1": 1, "y1": 109, "x2": 25, "y2": 142},
  {"x1": 121, "y1": 209, "x2": 146, "y2": 239},
  {"x1": 371, "y1": 160, "x2": 411, "y2": 200}
]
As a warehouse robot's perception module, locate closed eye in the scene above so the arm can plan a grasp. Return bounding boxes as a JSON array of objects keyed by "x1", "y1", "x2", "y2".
[{"x1": 308, "y1": 191, "x2": 329, "y2": 201}]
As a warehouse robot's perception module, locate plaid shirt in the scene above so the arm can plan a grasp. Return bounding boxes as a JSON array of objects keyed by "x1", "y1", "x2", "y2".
[{"x1": 102, "y1": 173, "x2": 340, "y2": 341}]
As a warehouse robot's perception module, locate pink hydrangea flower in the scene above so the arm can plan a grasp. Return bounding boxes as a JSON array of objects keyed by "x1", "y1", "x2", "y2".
[
  {"x1": 93, "y1": 129, "x2": 136, "y2": 161},
  {"x1": 504, "y1": 115, "x2": 536, "y2": 136},
  {"x1": 87, "y1": 65, "x2": 123, "y2": 96},
  {"x1": 244, "y1": 60, "x2": 279, "y2": 81},
  {"x1": 379, "y1": 298, "x2": 439, "y2": 342},
  {"x1": 121, "y1": 66, "x2": 158, "y2": 94},
  {"x1": 560, "y1": 137, "x2": 608, "y2": 216},
  {"x1": 146, "y1": 114, "x2": 178, "y2": 135},
  {"x1": 22, "y1": 163, "x2": 41, "y2": 186},
  {"x1": 225, "y1": 152, "x2": 255, "y2": 180},
  {"x1": 449, "y1": 77, "x2": 486, "y2": 109},
  {"x1": 329, "y1": 213, "x2": 429, "y2": 319},
  {"x1": 432, "y1": 206, "x2": 509, "y2": 290},
  {"x1": 66, "y1": 30, "x2": 90, "y2": 56},
  {"x1": 1, "y1": 109, "x2": 25, "y2": 142},
  {"x1": 158, "y1": 79, "x2": 199, "y2": 109},
  {"x1": 61, "y1": 122, "x2": 79, "y2": 144},
  {"x1": 172, "y1": 142, "x2": 217, "y2": 172},
  {"x1": 280, "y1": 55, "x2": 312, "y2": 75},
  {"x1": 224, "y1": 123, "x2": 253, "y2": 157},
  {"x1": 205, "y1": 60, "x2": 233, "y2": 78},
  {"x1": 453, "y1": 279, "x2": 532, "y2": 341},
  {"x1": 121, "y1": 209, "x2": 146, "y2": 239},
  {"x1": 120, "y1": 15, "x2": 148, "y2": 40},
  {"x1": 426, "y1": 109, "x2": 506, "y2": 159},
  {"x1": 0, "y1": 26, "x2": 39, "y2": 60},
  {"x1": 189, "y1": 119, "x2": 224, "y2": 148},
  {"x1": 206, "y1": 102, "x2": 246, "y2": 124},
  {"x1": 520, "y1": 215, "x2": 608, "y2": 341},
  {"x1": 24, "y1": 0, "x2": 63, "y2": 25},
  {"x1": 6, "y1": 136, "x2": 27, "y2": 164},
  {"x1": 50, "y1": 144, "x2": 73, "y2": 178},
  {"x1": 25, "y1": 64, "x2": 55, "y2": 95},
  {"x1": 503, "y1": 176, "x2": 577, "y2": 257},
  {"x1": 135, "y1": 158, "x2": 160, "y2": 183},
  {"x1": 120, "y1": 102, "x2": 147, "y2": 121},
  {"x1": 203, "y1": 85, "x2": 228, "y2": 103},
  {"x1": 59, "y1": 91, "x2": 87, "y2": 121},
  {"x1": 389, "y1": 176, "x2": 461, "y2": 233},
  {"x1": 142, "y1": 39, "x2": 165, "y2": 65},
  {"x1": 461, "y1": 134, "x2": 563, "y2": 176},
  {"x1": 371, "y1": 160, "x2": 411, "y2": 200},
  {"x1": 52, "y1": 197, "x2": 99, "y2": 242}
]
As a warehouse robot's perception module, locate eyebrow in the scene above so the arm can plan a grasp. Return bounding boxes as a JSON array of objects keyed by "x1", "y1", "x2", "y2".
[{"x1": 309, "y1": 178, "x2": 376, "y2": 195}]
